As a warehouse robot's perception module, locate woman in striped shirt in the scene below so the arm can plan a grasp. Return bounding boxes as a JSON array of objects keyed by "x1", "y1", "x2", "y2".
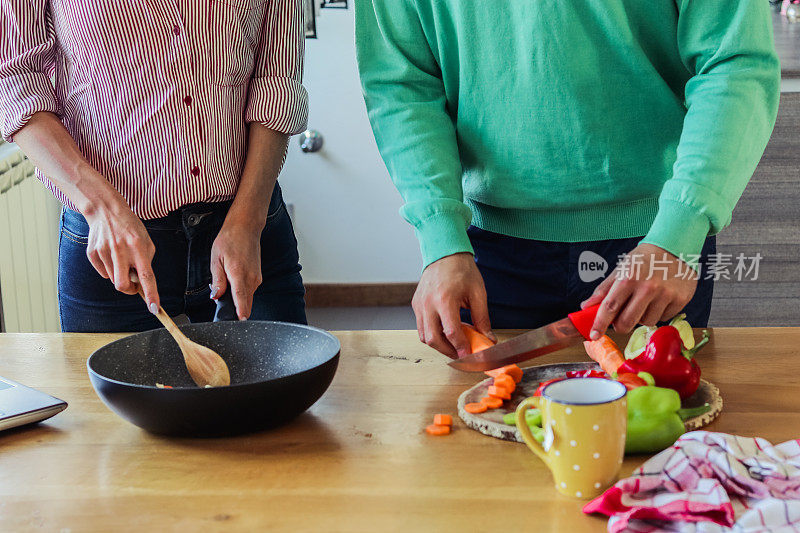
[{"x1": 0, "y1": 0, "x2": 309, "y2": 331}]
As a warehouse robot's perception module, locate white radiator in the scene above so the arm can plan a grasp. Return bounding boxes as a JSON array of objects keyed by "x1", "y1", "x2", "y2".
[{"x1": 0, "y1": 140, "x2": 61, "y2": 332}]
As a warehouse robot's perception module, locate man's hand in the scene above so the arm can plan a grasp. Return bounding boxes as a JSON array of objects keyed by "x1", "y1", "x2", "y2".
[
  {"x1": 581, "y1": 243, "x2": 698, "y2": 339},
  {"x1": 412, "y1": 253, "x2": 496, "y2": 358},
  {"x1": 210, "y1": 221, "x2": 263, "y2": 320},
  {"x1": 84, "y1": 201, "x2": 159, "y2": 312}
]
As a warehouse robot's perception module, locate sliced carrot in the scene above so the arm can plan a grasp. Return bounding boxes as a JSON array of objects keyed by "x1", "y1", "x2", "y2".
[
  {"x1": 462, "y1": 323, "x2": 496, "y2": 354},
  {"x1": 464, "y1": 402, "x2": 488, "y2": 414},
  {"x1": 480, "y1": 396, "x2": 504, "y2": 409},
  {"x1": 485, "y1": 364, "x2": 523, "y2": 384},
  {"x1": 433, "y1": 414, "x2": 453, "y2": 426},
  {"x1": 493, "y1": 373, "x2": 516, "y2": 393},
  {"x1": 426, "y1": 424, "x2": 451, "y2": 436},
  {"x1": 584, "y1": 336, "x2": 625, "y2": 375},
  {"x1": 504, "y1": 365, "x2": 524, "y2": 383},
  {"x1": 487, "y1": 385, "x2": 512, "y2": 400}
]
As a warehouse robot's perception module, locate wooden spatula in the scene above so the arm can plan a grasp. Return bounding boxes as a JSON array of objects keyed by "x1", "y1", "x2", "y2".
[{"x1": 130, "y1": 273, "x2": 230, "y2": 387}]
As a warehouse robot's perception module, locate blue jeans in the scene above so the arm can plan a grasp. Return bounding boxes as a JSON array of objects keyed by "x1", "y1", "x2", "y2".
[
  {"x1": 463, "y1": 227, "x2": 716, "y2": 329},
  {"x1": 58, "y1": 184, "x2": 306, "y2": 332}
]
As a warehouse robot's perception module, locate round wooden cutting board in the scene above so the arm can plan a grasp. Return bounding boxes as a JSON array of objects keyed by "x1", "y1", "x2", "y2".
[{"x1": 457, "y1": 362, "x2": 722, "y2": 443}]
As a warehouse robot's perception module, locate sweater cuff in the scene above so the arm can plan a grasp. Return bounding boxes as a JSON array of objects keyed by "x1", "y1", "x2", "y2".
[
  {"x1": 641, "y1": 200, "x2": 710, "y2": 269},
  {"x1": 414, "y1": 212, "x2": 474, "y2": 269}
]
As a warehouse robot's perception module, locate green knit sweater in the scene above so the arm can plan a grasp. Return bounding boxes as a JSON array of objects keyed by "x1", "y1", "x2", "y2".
[{"x1": 356, "y1": 0, "x2": 780, "y2": 268}]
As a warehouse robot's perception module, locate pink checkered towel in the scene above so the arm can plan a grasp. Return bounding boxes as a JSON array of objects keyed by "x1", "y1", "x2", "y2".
[{"x1": 583, "y1": 431, "x2": 800, "y2": 532}]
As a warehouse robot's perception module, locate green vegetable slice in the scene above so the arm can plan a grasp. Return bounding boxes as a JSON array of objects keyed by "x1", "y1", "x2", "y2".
[
  {"x1": 503, "y1": 409, "x2": 541, "y2": 427},
  {"x1": 624, "y1": 325, "x2": 655, "y2": 359}
]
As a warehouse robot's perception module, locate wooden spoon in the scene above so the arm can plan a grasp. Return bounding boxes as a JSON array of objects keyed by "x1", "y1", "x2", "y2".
[{"x1": 130, "y1": 273, "x2": 230, "y2": 387}]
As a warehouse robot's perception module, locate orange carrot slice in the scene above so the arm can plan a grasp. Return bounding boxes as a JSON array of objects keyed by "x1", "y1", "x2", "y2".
[
  {"x1": 462, "y1": 323, "x2": 496, "y2": 354},
  {"x1": 487, "y1": 385, "x2": 512, "y2": 400},
  {"x1": 481, "y1": 396, "x2": 504, "y2": 409},
  {"x1": 433, "y1": 414, "x2": 453, "y2": 426},
  {"x1": 493, "y1": 373, "x2": 516, "y2": 392},
  {"x1": 464, "y1": 402, "x2": 488, "y2": 414},
  {"x1": 485, "y1": 364, "x2": 524, "y2": 383},
  {"x1": 426, "y1": 424, "x2": 451, "y2": 436}
]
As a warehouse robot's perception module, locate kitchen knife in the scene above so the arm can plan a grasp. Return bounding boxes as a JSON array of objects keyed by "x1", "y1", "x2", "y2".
[{"x1": 447, "y1": 304, "x2": 601, "y2": 372}]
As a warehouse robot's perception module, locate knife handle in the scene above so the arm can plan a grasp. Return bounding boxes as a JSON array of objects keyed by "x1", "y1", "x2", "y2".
[{"x1": 567, "y1": 303, "x2": 601, "y2": 340}]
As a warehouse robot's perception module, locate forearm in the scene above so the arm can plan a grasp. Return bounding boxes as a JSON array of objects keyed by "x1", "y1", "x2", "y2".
[
  {"x1": 356, "y1": 1, "x2": 472, "y2": 268},
  {"x1": 12, "y1": 112, "x2": 126, "y2": 217},
  {"x1": 226, "y1": 123, "x2": 289, "y2": 231},
  {"x1": 643, "y1": 0, "x2": 780, "y2": 261}
]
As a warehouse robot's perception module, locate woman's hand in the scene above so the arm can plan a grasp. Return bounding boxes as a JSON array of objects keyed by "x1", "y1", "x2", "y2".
[
  {"x1": 210, "y1": 220, "x2": 263, "y2": 320},
  {"x1": 83, "y1": 201, "x2": 160, "y2": 312},
  {"x1": 12, "y1": 113, "x2": 161, "y2": 311},
  {"x1": 208, "y1": 123, "x2": 288, "y2": 320},
  {"x1": 412, "y1": 253, "x2": 496, "y2": 358}
]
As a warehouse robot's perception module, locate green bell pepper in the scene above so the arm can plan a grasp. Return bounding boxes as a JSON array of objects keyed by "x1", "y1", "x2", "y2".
[
  {"x1": 625, "y1": 385, "x2": 710, "y2": 454},
  {"x1": 503, "y1": 408, "x2": 542, "y2": 427},
  {"x1": 503, "y1": 409, "x2": 544, "y2": 443}
]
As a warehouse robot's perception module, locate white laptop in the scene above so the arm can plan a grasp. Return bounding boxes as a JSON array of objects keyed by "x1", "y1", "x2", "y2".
[{"x1": 0, "y1": 375, "x2": 67, "y2": 432}]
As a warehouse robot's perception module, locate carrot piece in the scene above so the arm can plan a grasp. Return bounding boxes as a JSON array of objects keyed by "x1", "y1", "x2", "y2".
[
  {"x1": 462, "y1": 323, "x2": 496, "y2": 354},
  {"x1": 493, "y1": 373, "x2": 516, "y2": 393},
  {"x1": 485, "y1": 364, "x2": 524, "y2": 383},
  {"x1": 616, "y1": 372, "x2": 647, "y2": 391},
  {"x1": 433, "y1": 414, "x2": 453, "y2": 426},
  {"x1": 426, "y1": 424, "x2": 451, "y2": 436},
  {"x1": 481, "y1": 396, "x2": 504, "y2": 409},
  {"x1": 503, "y1": 365, "x2": 524, "y2": 383},
  {"x1": 487, "y1": 385, "x2": 512, "y2": 400},
  {"x1": 464, "y1": 402, "x2": 488, "y2": 414},
  {"x1": 584, "y1": 336, "x2": 626, "y2": 375}
]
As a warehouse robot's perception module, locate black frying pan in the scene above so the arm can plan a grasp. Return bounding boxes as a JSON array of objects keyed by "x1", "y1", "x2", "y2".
[{"x1": 87, "y1": 292, "x2": 340, "y2": 437}]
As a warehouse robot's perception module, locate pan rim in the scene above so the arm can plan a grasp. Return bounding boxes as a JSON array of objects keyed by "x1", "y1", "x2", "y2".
[{"x1": 86, "y1": 320, "x2": 341, "y2": 390}]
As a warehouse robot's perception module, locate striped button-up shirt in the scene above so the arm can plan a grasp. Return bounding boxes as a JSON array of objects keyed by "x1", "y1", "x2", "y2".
[{"x1": 0, "y1": 0, "x2": 308, "y2": 219}]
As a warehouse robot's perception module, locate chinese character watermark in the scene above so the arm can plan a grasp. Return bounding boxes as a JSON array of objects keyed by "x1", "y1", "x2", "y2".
[{"x1": 602, "y1": 251, "x2": 762, "y2": 282}]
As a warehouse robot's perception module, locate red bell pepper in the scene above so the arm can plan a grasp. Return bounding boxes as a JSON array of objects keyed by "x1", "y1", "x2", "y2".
[
  {"x1": 617, "y1": 325, "x2": 709, "y2": 399},
  {"x1": 565, "y1": 369, "x2": 608, "y2": 379},
  {"x1": 533, "y1": 377, "x2": 564, "y2": 396},
  {"x1": 535, "y1": 370, "x2": 610, "y2": 397}
]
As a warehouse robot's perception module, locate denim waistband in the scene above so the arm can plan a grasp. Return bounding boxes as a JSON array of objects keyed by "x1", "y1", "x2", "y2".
[
  {"x1": 62, "y1": 184, "x2": 284, "y2": 235},
  {"x1": 140, "y1": 199, "x2": 234, "y2": 232}
]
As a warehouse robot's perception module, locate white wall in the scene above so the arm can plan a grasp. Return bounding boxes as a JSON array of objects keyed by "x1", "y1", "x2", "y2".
[{"x1": 280, "y1": 7, "x2": 422, "y2": 283}]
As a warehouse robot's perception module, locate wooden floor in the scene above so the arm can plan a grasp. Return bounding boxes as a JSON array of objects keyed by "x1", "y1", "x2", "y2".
[{"x1": 711, "y1": 92, "x2": 800, "y2": 326}]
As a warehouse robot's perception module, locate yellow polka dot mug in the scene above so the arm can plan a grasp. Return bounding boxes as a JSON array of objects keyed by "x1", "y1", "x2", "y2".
[{"x1": 515, "y1": 377, "x2": 627, "y2": 499}]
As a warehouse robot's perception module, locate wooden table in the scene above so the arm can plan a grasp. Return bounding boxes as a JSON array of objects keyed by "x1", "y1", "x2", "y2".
[{"x1": 0, "y1": 329, "x2": 798, "y2": 532}]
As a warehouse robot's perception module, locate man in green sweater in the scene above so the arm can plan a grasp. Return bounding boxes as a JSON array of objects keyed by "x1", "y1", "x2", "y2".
[{"x1": 356, "y1": 1, "x2": 780, "y2": 358}]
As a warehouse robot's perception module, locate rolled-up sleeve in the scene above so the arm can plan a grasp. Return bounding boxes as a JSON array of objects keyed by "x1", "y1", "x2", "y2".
[
  {"x1": 0, "y1": 0, "x2": 59, "y2": 142},
  {"x1": 245, "y1": 0, "x2": 308, "y2": 135}
]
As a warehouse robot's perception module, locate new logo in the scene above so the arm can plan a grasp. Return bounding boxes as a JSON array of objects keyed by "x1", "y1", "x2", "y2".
[{"x1": 578, "y1": 251, "x2": 608, "y2": 283}]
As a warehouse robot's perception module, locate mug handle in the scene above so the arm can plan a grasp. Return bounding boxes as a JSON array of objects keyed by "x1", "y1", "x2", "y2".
[{"x1": 516, "y1": 397, "x2": 549, "y2": 466}]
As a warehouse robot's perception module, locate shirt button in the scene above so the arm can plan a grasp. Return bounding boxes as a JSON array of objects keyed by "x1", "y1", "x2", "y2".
[
  {"x1": 172, "y1": 25, "x2": 181, "y2": 36},
  {"x1": 183, "y1": 95, "x2": 192, "y2": 106},
  {"x1": 191, "y1": 166, "x2": 200, "y2": 176}
]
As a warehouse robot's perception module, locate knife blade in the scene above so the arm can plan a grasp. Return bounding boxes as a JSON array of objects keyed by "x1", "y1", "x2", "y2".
[{"x1": 447, "y1": 304, "x2": 601, "y2": 372}]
